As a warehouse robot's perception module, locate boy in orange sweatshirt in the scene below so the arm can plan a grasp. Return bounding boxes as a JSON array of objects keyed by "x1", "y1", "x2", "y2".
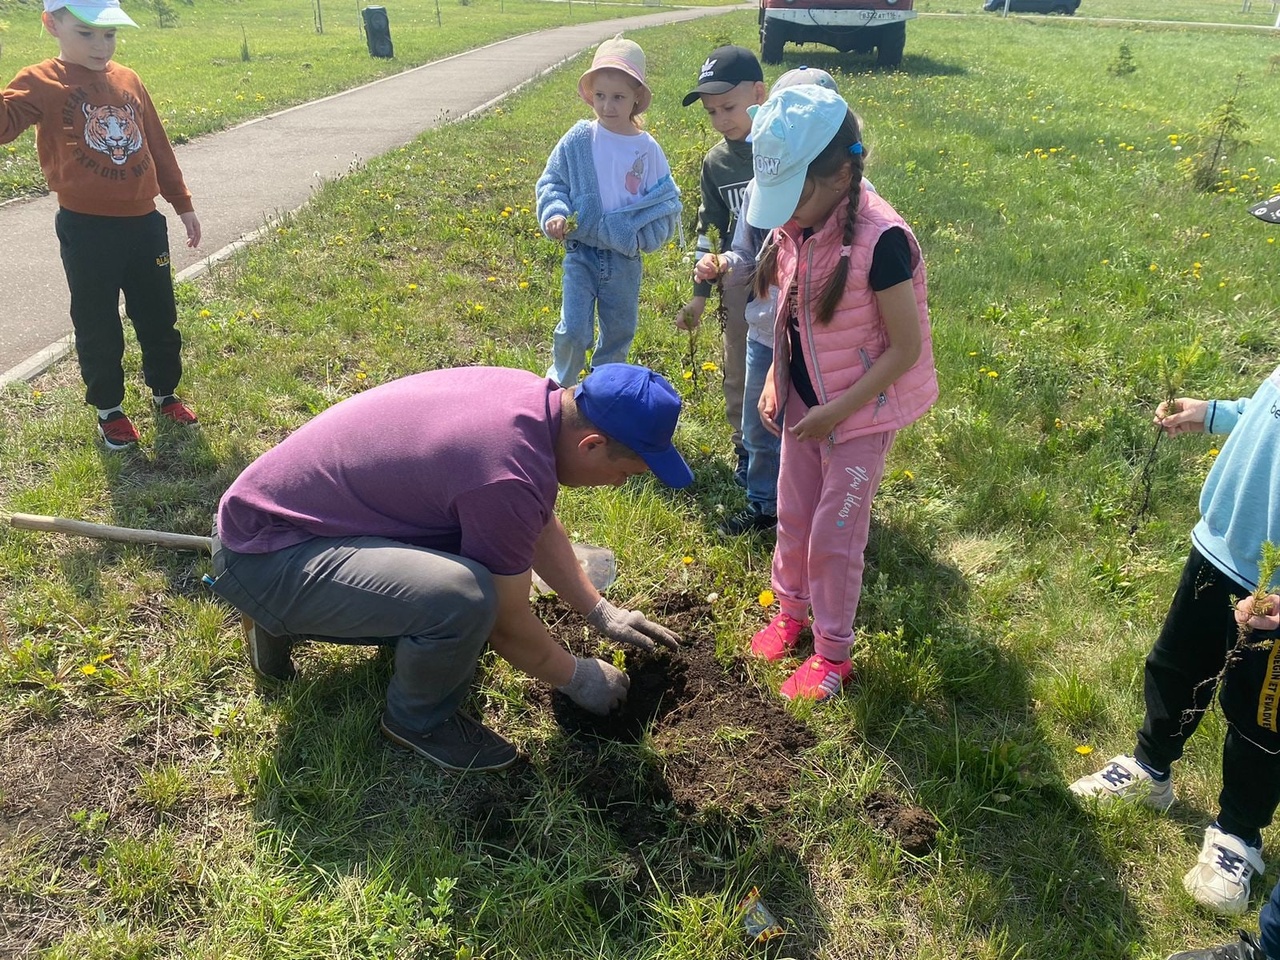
[{"x1": 1, "y1": 0, "x2": 202, "y2": 450}]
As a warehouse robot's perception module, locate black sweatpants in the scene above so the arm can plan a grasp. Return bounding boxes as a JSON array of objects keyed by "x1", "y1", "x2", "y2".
[
  {"x1": 55, "y1": 208, "x2": 182, "y2": 410},
  {"x1": 1135, "y1": 547, "x2": 1280, "y2": 839}
]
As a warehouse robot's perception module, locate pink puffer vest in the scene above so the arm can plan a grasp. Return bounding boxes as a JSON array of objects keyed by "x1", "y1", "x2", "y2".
[{"x1": 770, "y1": 189, "x2": 938, "y2": 443}]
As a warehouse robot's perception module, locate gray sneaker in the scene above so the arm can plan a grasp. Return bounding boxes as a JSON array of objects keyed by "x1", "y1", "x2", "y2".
[
  {"x1": 380, "y1": 712, "x2": 518, "y2": 772},
  {"x1": 1166, "y1": 930, "x2": 1267, "y2": 959},
  {"x1": 1068, "y1": 754, "x2": 1174, "y2": 811},
  {"x1": 242, "y1": 615, "x2": 296, "y2": 682}
]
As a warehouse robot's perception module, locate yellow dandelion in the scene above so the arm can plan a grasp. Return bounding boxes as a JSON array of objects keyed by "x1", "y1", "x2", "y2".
[
  {"x1": 407, "y1": 283, "x2": 418, "y2": 291},
  {"x1": 682, "y1": 556, "x2": 693, "y2": 565},
  {"x1": 987, "y1": 371, "x2": 999, "y2": 379},
  {"x1": 519, "y1": 281, "x2": 529, "y2": 289},
  {"x1": 1075, "y1": 744, "x2": 1093, "y2": 756},
  {"x1": 683, "y1": 371, "x2": 694, "y2": 380},
  {"x1": 356, "y1": 372, "x2": 367, "y2": 381},
  {"x1": 199, "y1": 309, "x2": 212, "y2": 318},
  {"x1": 701, "y1": 361, "x2": 718, "y2": 372},
  {"x1": 81, "y1": 664, "x2": 97, "y2": 675},
  {"x1": 758, "y1": 589, "x2": 775, "y2": 607},
  {"x1": 1209, "y1": 448, "x2": 1220, "y2": 456}
]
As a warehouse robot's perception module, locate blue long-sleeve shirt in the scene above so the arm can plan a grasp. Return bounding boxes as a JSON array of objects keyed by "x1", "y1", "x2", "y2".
[
  {"x1": 1192, "y1": 365, "x2": 1280, "y2": 591},
  {"x1": 535, "y1": 120, "x2": 682, "y2": 258}
]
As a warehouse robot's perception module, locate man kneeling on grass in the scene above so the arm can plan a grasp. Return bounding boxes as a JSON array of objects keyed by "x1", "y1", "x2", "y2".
[{"x1": 207, "y1": 363, "x2": 693, "y2": 772}]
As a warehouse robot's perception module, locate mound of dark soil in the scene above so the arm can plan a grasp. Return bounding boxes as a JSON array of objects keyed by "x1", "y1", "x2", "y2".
[
  {"x1": 863, "y1": 789, "x2": 940, "y2": 856},
  {"x1": 528, "y1": 592, "x2": 816, "y2": 820}
]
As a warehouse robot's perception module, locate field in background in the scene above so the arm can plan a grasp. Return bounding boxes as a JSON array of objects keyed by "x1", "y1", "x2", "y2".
[
  {"x1": 2, "y1": 5, "x2": 1280, "y2": 960},
  {"x1": 0, "y1": 0, "x2": 738, "y2": 200},
  {"x1": 920, "y1": 0, "x2": 1280, "y2": 25}
]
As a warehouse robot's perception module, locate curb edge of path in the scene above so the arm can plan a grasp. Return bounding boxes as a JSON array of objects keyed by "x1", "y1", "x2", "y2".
[{"x1": 0, "y1": 3, "x2": 727, "y2": 393}]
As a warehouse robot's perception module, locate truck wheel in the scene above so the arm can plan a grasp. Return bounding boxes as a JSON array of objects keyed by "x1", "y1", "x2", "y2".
[
  {"x1": 875, "y1": 22, "x2": 906, "y2": 67},
  {"x1": 761, "y1": 17, "x2": 786, "y2": 65}
]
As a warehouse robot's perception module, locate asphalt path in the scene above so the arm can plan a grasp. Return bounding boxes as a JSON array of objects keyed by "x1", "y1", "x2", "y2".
[{"x1": 0, "y1": 4, "x2": 741, "y2": 386}]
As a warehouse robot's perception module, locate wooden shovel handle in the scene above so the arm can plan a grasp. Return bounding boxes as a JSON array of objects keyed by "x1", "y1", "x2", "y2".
[{"x1": 8, "y1": 513, "x2": 212, "y2": 553}]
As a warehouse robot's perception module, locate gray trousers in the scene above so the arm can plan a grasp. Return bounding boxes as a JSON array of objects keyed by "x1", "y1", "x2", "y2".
[{"x1": 209, "y1": 534, "x2": 497, "y2": 733}]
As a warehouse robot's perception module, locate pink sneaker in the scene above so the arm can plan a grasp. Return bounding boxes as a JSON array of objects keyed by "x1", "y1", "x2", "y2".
[
  {"x1": 780, "y1": 655, "x2": 853, "y2": 701},
  {"x1": 750, "y1": 612, "x2": 809, "y2": 661}
]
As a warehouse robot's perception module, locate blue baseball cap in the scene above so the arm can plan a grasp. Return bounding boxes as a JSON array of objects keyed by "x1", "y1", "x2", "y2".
[
  {"x1": 575, "y1": 364, "x2": 693, "y2": 488},
  {"x1": 745, "y1": 86, "x2": 849, "y2": 230}
]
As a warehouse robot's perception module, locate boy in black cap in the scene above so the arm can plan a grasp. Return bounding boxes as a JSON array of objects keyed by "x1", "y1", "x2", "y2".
[{"x1": 675, "y1": 45, "x2": 767, "y2": 494}]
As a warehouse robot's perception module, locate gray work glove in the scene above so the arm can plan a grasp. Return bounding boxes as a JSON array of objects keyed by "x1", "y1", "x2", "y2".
[
  {"x1": 556, "y1": 656, "x2": 629, "y2": 715},
  {"x1": 585, "y1": 598, "x2": 681, "y2": 652}
]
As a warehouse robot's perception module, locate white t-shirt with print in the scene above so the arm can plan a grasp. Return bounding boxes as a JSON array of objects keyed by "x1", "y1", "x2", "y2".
[{"x1": 590, "y1": 122, "x2": 671, "y2": 214}]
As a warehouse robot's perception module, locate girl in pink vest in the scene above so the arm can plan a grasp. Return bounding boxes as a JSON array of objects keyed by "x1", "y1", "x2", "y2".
[{"x1": 744, "y1": 86, "x2": 938, "y2": 701}]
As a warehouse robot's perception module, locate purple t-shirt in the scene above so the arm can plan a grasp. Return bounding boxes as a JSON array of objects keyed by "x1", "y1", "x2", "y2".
[{"x1": 216, "y1": 367, "x2": 562, "y2": 577}]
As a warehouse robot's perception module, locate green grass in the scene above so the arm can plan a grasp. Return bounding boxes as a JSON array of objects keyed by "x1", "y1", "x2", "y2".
[
  {"x1": 3, "y1": 7, "x2": 1280, "y2": 960},
  {"x1": 0, "y1": 0, "x2": 739, "y2": 200}
]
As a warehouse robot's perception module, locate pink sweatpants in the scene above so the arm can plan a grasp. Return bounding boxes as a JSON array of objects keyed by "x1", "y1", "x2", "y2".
[{"x1": 772, "y1": 396, "x2": 895, "y2": 663}]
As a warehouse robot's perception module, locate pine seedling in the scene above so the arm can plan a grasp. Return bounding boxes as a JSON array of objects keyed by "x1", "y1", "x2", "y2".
[
  {"x1": 1238, "y1": 541, "x2": 1280, "y2": 645},
  {"x1": 1184, "y1": 543, "x2": 1280, "y2": 743},
  {"x1": 1128, "y1": 339, "x2": 1203, "y2": 540}
]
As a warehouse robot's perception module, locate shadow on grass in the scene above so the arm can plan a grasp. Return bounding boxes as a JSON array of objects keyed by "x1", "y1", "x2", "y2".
[
  {"x1": 847, "y1": 517, "x2": 1147, "y2": 957},
  {"x1": 51, "y1": 419, "x2": 255, "y2": 599}
]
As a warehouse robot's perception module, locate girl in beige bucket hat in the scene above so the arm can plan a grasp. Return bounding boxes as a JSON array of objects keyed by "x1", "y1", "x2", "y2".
[
  {"x1": 577, "y1": 34, "x2": 652, "y2": 116},
  {"x1": 535, "y1": 34, "x2": 681, "y2": 387}
]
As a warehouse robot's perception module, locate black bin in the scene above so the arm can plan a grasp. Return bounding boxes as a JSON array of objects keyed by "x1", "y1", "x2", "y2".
[{"x1": 362, "y1": 6, "x2": 393, "y2": 58}]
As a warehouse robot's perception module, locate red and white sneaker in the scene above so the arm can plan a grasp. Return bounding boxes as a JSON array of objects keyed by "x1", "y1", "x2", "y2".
[
  {"x1": 155, "y1": 395, "x2": 198, "y2": 425},
  {"x1": 750, "y1": 612, "x2": 809, "y2": 661},
  {"x1": 780, "y1": 654, "x2": 853, "y2": 701},
  {"x1": 97, "y1": 411, "x2": 140, "y2": 451}
]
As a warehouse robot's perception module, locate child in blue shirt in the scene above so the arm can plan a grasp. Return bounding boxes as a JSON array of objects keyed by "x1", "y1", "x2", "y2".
[
  {"x1": 1071, "y1": 195, "x2": 1280, "y2": 920},
  {"x1": 535, "y1": 35, "x2": 681, "y2": 387}
]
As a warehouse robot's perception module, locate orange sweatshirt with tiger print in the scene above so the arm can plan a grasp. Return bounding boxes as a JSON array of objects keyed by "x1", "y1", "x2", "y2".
[{"x1": 1, "y1": 58, "x2": 193, "y2": 217}]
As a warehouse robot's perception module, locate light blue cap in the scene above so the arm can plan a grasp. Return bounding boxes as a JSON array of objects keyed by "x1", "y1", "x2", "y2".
[{"x1": 745, "y1": 86, "x2": 849, "y2": 230}]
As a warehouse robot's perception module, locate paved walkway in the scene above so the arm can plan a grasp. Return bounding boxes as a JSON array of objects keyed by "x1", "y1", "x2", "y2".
[{"x1": 0, "y1": 4, "x2": 741, "y2": 385}]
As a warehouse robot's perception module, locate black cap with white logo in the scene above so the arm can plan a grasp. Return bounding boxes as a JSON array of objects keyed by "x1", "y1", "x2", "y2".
[{"x1": 682, "y1": 45, "x2": 764, "y2": 106}]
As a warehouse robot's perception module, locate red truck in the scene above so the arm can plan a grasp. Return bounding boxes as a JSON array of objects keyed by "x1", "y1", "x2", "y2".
[{"x1": 758, "y1": 0, "x2": 917, "y2": 67}]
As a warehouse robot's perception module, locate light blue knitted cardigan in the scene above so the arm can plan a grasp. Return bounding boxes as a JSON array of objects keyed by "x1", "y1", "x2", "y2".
[{"x1": 535, "y1": 120, "x2": 683, "y2": 258}]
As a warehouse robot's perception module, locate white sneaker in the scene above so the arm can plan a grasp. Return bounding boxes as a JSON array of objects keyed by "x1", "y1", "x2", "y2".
[
  {"x1": 1183, "y1": 825, "x2": 1265, "y2": 915},
  {"x1": 1068, "y1": 754, "x2": 1175, "y2": 811}
]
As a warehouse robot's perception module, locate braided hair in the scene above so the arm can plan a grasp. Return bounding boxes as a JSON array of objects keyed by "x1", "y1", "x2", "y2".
[{"x1": 753, "y1": 109, "x2": 868, "y2": 326}]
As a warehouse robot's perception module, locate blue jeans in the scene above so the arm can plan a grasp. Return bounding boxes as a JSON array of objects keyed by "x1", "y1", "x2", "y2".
[
  {"x1": 743, "y1": 337, "x2": 782, "y2": 516},
  {"x1": 548, "y1": 240, "x2": 642, "y2": 387},
  {"x1": 1262, "y1": 877, "x2": 1280, "y2": 958}
]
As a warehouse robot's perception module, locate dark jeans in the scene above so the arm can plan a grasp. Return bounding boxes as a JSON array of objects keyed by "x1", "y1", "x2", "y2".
[
  {"x1": 56, "y1": 208, "x2": 182, "y2": 409},
  {"x1": 1135, "y1": 547, "x2": 1280, "y2": 839},
  {"x1": 1263, "y1": 876, "x2": 1280, "y2": 958},
  {"x1": 209, "y1": 534, "x2": 497, "y2": 733}
]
